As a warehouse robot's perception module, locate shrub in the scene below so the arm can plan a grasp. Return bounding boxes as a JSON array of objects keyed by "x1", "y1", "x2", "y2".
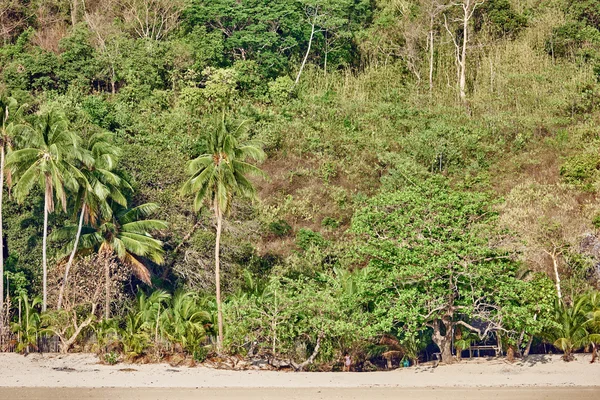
[
  {"x1": 296, "y1": 228, "x2": 328, "y2": 250},
  {"x1": 560, "y1": 152, "x2": 600, "y2": 187}
]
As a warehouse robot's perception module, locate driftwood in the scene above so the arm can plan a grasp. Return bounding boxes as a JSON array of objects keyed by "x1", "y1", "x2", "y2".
[{"x1": 267, "y1": 331, "x2": 325, "y2": 371}]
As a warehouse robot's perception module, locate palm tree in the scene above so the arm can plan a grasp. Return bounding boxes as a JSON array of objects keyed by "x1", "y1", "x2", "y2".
[
  {"x1": 72, "y1": 203, "x2": 167, "y2": 319},
  {"x1": 181, "y1": 112, "x2": 265, "y2": 351},
  {"x1": 7, "y1": 110, "x2": 82, "y2": 311},
  {"x1": 0, "y1": 95, "x2": 18, "y2": 318},
  {"x1": 549, "y1": 296, "x2": 589, "y2": 361},
  {"x1": 55, "y1": 132, "x2": 128, "y2": 309},
  {"x1": 162, "y1": 291, "x2": 211, "y2": 354}
]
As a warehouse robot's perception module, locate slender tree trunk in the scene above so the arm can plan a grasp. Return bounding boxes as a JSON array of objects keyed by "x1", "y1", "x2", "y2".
[
  {"x1": 215, "y1": 207, "x2": 224, "y2": 352},
  {"x1": 104, "y1": 253, "x2": 111, "y2": 320},
  {"x1": 57, "y1": 204, "x2": 85, "y2": 310},
  {"x1": 429, "y1": 21, "x2": 435, "y2": 95},
  {"x1": 0, "y1": 145, "x2": 5, "y2": 318},
  {"x1": 111, "y1": 65, "x2": 116, "y2": 95},
  {"x1": 459, "y1": 8, "x2": 468, "y2": 103},
  {"x1": 546, "y1": 251, "x2": 562, "y2": 300},
  {"x1": 42, "y1": 185, "x2": 49, "y2": 312},
  {"x1": 71, "y1": 0, "x2": 78, "y2": 27},
  {"x1": 294, "y1": 17, "x2": 317, "y2": 87}
]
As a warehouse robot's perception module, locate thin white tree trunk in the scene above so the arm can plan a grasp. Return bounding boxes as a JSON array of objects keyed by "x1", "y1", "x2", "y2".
[
  {"x1": 57, "y1": 204, "x2": 85, "y2": 310},
  {"x1": 0, "y1": 146, "x2": 4, "y2": 317},
  {"x1": 459, "y1": 7, "x2": 468, "y2": 103},
  {"x1": 215, "y1": 206, "x2": 224, "y2": 352},
  {"x1": 42, "y1": 186, "x2": 49, "y2": 312},
  {"x1": 429, "y1": 27, "x2": 435, "y2": 94},
  {"x1": 551, "y1": 253, "x2": 562, "y2": 301},
  {"x1": 294, "y1": 18, "x2": 317, "y2": 87}
]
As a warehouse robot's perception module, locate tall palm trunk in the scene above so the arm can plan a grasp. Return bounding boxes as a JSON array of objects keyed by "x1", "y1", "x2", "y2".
[
  {"x1": 0, "y1": 145, "x2": 5, "y2": 318},
  {"x1": 57, "y1": 203, "x2": 86, "y2": 309},
  {"x1": 42, "y1": 178, "x2": 51, "y2": 312},
  {"x1": 215, "y1": 205, "x2": 224, "y2": 352}
]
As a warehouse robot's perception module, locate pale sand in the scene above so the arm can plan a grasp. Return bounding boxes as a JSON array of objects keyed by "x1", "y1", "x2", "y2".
[
  {"x1": 3, "y1": 387, "x2": 600, "y2": 400},
  {"x1": 0, "y1": 353, "x2": 599, "y2": 390}
]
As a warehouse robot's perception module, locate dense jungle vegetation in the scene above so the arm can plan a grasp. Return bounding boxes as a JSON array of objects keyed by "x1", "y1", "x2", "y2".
[{"x1": 2, "y1": 0, "x2": 600, "y2": 369}]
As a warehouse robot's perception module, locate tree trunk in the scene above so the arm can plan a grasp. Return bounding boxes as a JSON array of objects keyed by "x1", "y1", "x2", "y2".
[
  {"x1": 459, "y1": 6, "x2": 468, "y2": 103},
  {"x1": 104, "y1": 253, "x2": 110, "y2": 320},
  {"x1": 432, "y1": 319, "x2": 454, "y2": 364},
  {"x1": 58, "y1": 204, "x2": 85, "y2": 310},
  {"x1": 550, "y1": 252, "x2": 562, "y2": 301},
  {"x1": 294, "y1": 16, "x2": 317, "y2": 87},
  {"x1": 42, "y1": 183, "x2": 50, "y2": 312},
  {"x1": 0, "y1": 145, "x2": 5, "y2": 318},
  {"x1": 215, "y1": 207, "x2": 224, "y2": 352},
  {"x1": 524, "y1": 334, "x2": 534, "y2": 357},
  {"x1": 71, "y1": 0, "x2": 78, "y2": 27},
  {"x1": 429, "y1": 25, "x2": 434, "y2": 94}
]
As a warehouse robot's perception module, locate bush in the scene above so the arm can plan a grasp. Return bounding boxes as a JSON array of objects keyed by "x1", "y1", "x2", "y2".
[
  {"x1": 560, "y1": 152, "x2": 600, "y2": 187},
  {"x1": 269, "y1": 220, "x2": 292, "y2": 237},
  {"x1": 268, "y1": 76, "x2": 295, "y2": 104},
  {"x1": 546, "y1": 22, "x2": 600, "y2": 60},
  {"x1": 296, "y1": 228, "x2": 328, "y2": 250}
]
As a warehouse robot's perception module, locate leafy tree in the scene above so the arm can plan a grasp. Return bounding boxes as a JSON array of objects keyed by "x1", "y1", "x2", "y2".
[
  {"x1": 7, "y1": 110, "x2": 83, "y2": 311},
  {"x1": 568, "y1": 1, "x2": 600, "y2": 30},
  {"x1": 351, "y1": 180, "x2": 543, "y2": 364},
  {"x1": 183, "y1": 0, "x2": 305, "y2": 78},
  {"x1": 181, "y1": 113, "x2": 265, "y2": 351}
]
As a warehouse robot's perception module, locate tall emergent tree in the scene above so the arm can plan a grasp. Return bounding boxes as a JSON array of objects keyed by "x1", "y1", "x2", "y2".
[
  {"x1": 7, "y1": 110, "x2": 82, "y2": 311},
  {"x1": 56, "y1": 132, "x2": 128, "y2": 310},
  {"x1": 181, "y1": 113, "x2": 265, "y2": 351}
]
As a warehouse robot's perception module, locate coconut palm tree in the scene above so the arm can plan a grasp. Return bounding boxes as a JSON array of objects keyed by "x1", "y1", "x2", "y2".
[
  {"x1": 70, "y1": 203, "x2": 167, "y2": 319},
  {"x1": 181, "y1": 112, "x2": 265, "y2": 351},
  {"x1": 7, "y1": 110, "x2": 83, "y2": 311},
  {"x1": 0, "y1": 95, "x2": 18, "y2": 317},
  {"x1": 55, "y1": 132, "x2": 128, "y2": 309}
]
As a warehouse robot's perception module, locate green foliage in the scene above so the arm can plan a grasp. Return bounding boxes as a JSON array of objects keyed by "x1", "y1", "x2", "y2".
[
  {"x1": 546, "y1": 22, "x2": 600, "y2": 60},
  {"x1": 104, "y1": 351, "x2": 120, "y2": 365},
  {"x1": 568, "y1": 1, "x2": 600, "y2": 30},
  {"x1": 295, "y1": 228, "x2": 328, "y2": 250},
  {"x1": 10, "y1": 294, "x2": 42, "y2": 353},
  {"x1": 351, "y1": 180, "x2": 552, "y2": 350},
  {"x1": 268, "y1": 76, "x2": 295, "y2": 104},
  {"x1": 474, "y1": 0, "x2": 528, "y2": 38},
  {"x1": 560, "y1": 152, "x2": 600, "y2": 188},
  {"x1": 269, "y1": 219, "x2": 292, "y2": 237}
]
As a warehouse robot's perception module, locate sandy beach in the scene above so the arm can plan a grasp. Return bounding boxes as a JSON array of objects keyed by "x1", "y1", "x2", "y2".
[{"x1": 1, "y1": 353, "x2": 599, "y2": 399}]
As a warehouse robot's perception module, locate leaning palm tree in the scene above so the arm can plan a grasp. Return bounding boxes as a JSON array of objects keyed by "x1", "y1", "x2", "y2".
[
  {"x1": 181, "y1": 112, "x2": 265, "y2": 351},
  {"x1": 55, "y1": 132, "x2": 128, "y2": 309},
  {"x1": 71, "y1": 203, "x2": 167, "y2": 319},
  {"x1": 7, "y1": 110, "x2": 82, "y2": 311}
]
